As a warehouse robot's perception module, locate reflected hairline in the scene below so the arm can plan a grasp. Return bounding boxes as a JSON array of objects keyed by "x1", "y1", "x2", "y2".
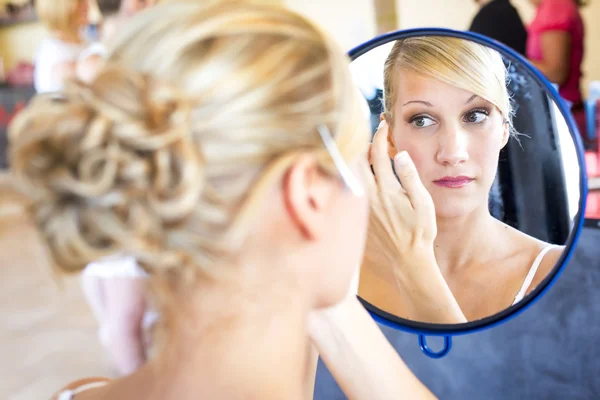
[{"x1": 401, "y1": 94, "x2": 479, "y2": 108}]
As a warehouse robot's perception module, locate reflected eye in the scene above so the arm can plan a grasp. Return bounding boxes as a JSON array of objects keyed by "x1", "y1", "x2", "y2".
[
  {"x1": 409, "y1": 115, "x2": 436, "y2": 129},
  {"x1": 464, "y1": 109, "x2": 489, "y2": 124}
]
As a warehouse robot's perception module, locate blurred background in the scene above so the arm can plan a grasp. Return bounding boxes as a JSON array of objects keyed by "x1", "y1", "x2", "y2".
[{"x1": 1, "y1": 0, "x2": 599, "y2": 94}]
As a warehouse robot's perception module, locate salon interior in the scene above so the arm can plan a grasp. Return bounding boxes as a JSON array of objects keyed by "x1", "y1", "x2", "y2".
[{"x1": 1, "y1": 0, "x2": 600, "y2": 399}]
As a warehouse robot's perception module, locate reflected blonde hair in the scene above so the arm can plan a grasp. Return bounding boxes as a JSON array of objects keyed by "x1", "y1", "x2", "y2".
[
  {"x1": 36, "y1": 0, "x2": 83, "y2": 33},
  {"x1": 9, "y1": 1, "x2": 367, "y2": 285},
  {"x1": 383, "y1": 36, "x2": 514, "y2": 134}
]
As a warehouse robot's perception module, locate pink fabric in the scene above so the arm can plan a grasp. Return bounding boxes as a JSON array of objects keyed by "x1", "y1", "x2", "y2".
[{"x1": 526, "y1": 0, "x2": 584, "y2": 103}]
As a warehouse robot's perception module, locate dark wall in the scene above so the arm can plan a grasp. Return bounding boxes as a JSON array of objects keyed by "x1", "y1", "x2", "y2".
[
  {"x1": 314, "y1": 227, "x2": 600, "y2": 399},
  {"x1": 0, "y1": 85, "x2": 35, "y2": 168}
]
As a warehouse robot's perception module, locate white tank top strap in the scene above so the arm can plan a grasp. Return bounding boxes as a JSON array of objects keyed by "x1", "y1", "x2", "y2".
[
  {"x1": 512, "y1": 245, "x2": 557, "y2": 305},
  {"x1": 53, "y1": 378, "x2": 110, "y2": 400}
]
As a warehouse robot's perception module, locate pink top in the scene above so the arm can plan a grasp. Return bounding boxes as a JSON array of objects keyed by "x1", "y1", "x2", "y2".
[{"x1": 526, "y1": 0, "x2": 584, "y2": 104}]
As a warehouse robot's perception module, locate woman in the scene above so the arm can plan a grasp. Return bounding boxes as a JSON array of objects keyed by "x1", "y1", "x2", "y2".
[
  {"x1": 359, "y1": 36, "x2": 564, "y2": 322},
  {"x1": 8, "y1": 1, "x2": 463, "y2": 398},
  {"x1": 526, "y1": 0, "x2": 587, "y2": 141},
  {"x1": 33, "y1": 0, "x2": 89, "y2": 93}
]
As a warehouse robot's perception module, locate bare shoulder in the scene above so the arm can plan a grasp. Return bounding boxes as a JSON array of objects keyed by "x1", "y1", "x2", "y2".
[
  {"x1": 496, "y1": 221, "x2": 565, "y2": 294},
  {"x1": 526, "y1": 244, "x2": 565, "y2": 294}
]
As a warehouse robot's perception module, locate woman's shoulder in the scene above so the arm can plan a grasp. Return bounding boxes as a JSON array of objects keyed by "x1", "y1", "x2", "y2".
[
  {"x1": 521, "y1": 243, "x2": 564, "y2": 296},
  {"x1": 50, "y1": 377, "x2": 111, "y2": 400},
  {"x1": 510, "y1": 228, "x2": 565, "y2": 295},
  {"x1": 499, "y1": 221, "x2": 564, "y2": 271}
]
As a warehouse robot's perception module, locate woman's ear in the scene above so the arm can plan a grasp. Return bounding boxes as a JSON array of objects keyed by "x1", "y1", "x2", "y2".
[{"x1": 282, "y1": 155, "x2": 335, "y2": 241}]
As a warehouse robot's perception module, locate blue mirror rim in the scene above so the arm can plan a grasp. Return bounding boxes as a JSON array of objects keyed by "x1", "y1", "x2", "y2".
[{"x1": 349, "y1": 27, "x2": 589, "y2": 336}]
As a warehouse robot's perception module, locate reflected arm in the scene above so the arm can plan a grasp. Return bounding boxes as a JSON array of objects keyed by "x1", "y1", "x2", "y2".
[{"x1": 395, "y1": 255, "x2": 467, "y2": 324}]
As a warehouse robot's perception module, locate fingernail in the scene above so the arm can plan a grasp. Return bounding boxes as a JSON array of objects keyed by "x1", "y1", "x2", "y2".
[
  {"x1": 395, "y1": 151, "x2": 409, "y2": 166},
  {"x1": 378, "y1": 120, "x2": 386, "y2": 129}
]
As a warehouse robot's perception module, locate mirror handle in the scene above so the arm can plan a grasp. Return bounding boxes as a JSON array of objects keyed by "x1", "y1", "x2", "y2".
[{"x1": 418, "y1": 335, "x2": 452, "y2": 359}]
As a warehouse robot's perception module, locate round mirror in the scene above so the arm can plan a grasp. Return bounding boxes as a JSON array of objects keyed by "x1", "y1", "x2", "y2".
[{"x1": 349, "y1": 28, "x2": 588, "y2": 358}]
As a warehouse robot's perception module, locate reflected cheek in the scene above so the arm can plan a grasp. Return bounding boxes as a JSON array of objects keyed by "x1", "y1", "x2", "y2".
[{"x1": 393, "y1": 140, "x2": 429, "y2": 177}]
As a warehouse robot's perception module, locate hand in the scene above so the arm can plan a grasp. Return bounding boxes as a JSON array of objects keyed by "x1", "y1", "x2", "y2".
[
  {"x1": 363, "y1": 120, "x2": 437, "y2": 288},
  {"x1": 361, "y1": 121, "x2": 466, "y2": 324}
]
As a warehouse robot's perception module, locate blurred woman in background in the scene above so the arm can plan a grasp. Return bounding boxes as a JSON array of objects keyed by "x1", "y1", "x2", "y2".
[
  {"x1": 33, "y1": 0, "x2": 89, "y2": 93},
  {"x1": 77, "y1": 0, "x2": 160, "y2": 83},
  {"x1": 526, "y1": 0, "x2": 588, "y2": 142}
]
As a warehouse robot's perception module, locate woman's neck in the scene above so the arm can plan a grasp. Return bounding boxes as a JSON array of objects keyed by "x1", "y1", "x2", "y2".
[
  {"x1": 434, "y1": 205, "x2": 502, "y2": 274},
  {"x1": 111, "y1": 290, "x2": 310, "y2": 400}
]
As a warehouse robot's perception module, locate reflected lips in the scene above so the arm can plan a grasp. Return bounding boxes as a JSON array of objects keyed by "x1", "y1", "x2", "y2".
[{"x1": 433, "y1": 176, "x2": 474, "y2": 188}]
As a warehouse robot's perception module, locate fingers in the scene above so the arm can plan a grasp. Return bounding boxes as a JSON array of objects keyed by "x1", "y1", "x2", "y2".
[
  {"x1": 371, "y1": 121, "x2": 400, "y2": 190},
  {"x1": 393, "y1": 151, "x2": 431, "y2": 211}
]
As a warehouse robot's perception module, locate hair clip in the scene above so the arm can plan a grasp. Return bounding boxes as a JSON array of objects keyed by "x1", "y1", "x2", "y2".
[{"x1": 317, "y1": 125, "x2": 365, "y2": 198}]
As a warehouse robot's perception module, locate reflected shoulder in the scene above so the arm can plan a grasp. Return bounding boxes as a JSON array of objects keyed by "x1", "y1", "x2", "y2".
[{"x1": 526, "y1": 245, "x2": 565, "y2": 296}]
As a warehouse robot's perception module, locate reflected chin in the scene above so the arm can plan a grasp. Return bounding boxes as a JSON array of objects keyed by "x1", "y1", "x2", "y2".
[{"x1": 431, "y1": 196, "x2": 479, "y2": 219}]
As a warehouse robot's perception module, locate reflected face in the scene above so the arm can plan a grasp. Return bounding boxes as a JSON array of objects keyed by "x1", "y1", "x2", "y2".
[{"x1": 390, "y1": 69, "x2": 509, "y2": 218}]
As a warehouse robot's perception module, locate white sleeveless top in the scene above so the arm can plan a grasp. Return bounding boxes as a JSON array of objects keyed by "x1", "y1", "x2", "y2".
[
  {"x1": 511, "y1": 245, "x2": 558, "y2": 305},
  {"x1": 33, "y1": 38, "x2": 84, "y2": 94}
]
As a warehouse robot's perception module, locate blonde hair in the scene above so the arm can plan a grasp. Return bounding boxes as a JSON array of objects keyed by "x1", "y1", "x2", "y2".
[
  {"x1": 383, "y1": 36, "x2": 514, "y2": 134},
  {"x1": 9, "y1": 1, "x2": 367, "y2": 288},
  {"x1": 36, "y1": 0, "x2": 83, "y2": 33}
]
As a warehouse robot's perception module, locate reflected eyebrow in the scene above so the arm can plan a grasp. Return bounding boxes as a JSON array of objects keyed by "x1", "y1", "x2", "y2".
[
  {"x1": 402, "y1": 100, "x2": 433, "y2": 107},
  {"x1": 466, "y1": 95, "x2": 478, "y2": 104},
  {"x1": 402, "y1": 95, "x2": 479, "y2": 107}
]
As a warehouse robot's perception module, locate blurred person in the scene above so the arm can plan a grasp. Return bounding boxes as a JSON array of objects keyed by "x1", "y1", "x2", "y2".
[
  {"x1": 526, "y1": 0, "x2": 588, "y2": 140},
  {"x1": 469, "y1": 0, "x2": 528, "y2": 56},
  {"x1": 33, "y1": 0, "x2": 89, "y2": 93},
  {"x1": 77, "y1": 0, "x2": 162, "y2": 83}
]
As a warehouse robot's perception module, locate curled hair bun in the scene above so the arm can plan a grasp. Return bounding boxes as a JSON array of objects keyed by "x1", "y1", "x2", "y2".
[{"x1": 8, "y1": 65, "x2": 204, "y2": 273}]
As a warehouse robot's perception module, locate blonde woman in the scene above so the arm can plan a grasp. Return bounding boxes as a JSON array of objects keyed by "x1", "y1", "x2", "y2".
[
  {"x1": 33, "y1": 0, "x2": 89, "y2": 93},
  {"x1": 8, "y1": 1, "x2": 468, "y2": 399},
  {"x1": 359, "y1": 37, "x2": 565, "y2": 322},
  {"x1": 10, "y1": 1, "x2": 464, "y2": 400}
]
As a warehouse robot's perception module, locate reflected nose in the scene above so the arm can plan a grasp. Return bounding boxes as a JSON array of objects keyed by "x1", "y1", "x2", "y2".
[{"x1": 436, "y1": 125, "x2": 469, "y2": 166}]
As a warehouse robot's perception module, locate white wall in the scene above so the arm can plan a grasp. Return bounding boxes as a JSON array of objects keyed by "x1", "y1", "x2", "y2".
[
  {"x1": 396, "y1": 0, "x2": 477, "y2": 29},
  {"x1": 282, "y1": 0, "x2": 377, "y2": 52}
]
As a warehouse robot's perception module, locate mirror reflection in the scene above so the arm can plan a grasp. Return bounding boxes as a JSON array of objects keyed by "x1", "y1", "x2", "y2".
[{"x1": 352, "y1": 36, "x2": 581, "y2": 323}]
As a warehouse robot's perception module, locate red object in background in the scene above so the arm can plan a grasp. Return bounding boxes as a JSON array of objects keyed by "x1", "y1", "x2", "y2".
[
  {"x1": 587, "y1": 193, "x2": 600, "y2": 218},
  {"x1": 596, "y1": 99, "x2": 600, "y2": 163},
  {"x1": 585, "y1": 152, "x2": 598, "y2": 177},
  {"x1": 585, "y1": 151, "x2": 600, "y2": 220},
  {"x1": 6, "y1": 62, "x2": 34, "y2": 86},
  {"x1": 0, "y1": 100, "x2": 26, "y2": 127}
]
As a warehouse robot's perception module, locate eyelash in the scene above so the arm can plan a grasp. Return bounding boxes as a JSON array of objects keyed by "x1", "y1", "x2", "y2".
[
  {"x1": 464, "y1": 108, "x2": 490, "y2": 123},
  {"x1": 408, "y1": 108, "x2": 491, "y2": 128}
]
